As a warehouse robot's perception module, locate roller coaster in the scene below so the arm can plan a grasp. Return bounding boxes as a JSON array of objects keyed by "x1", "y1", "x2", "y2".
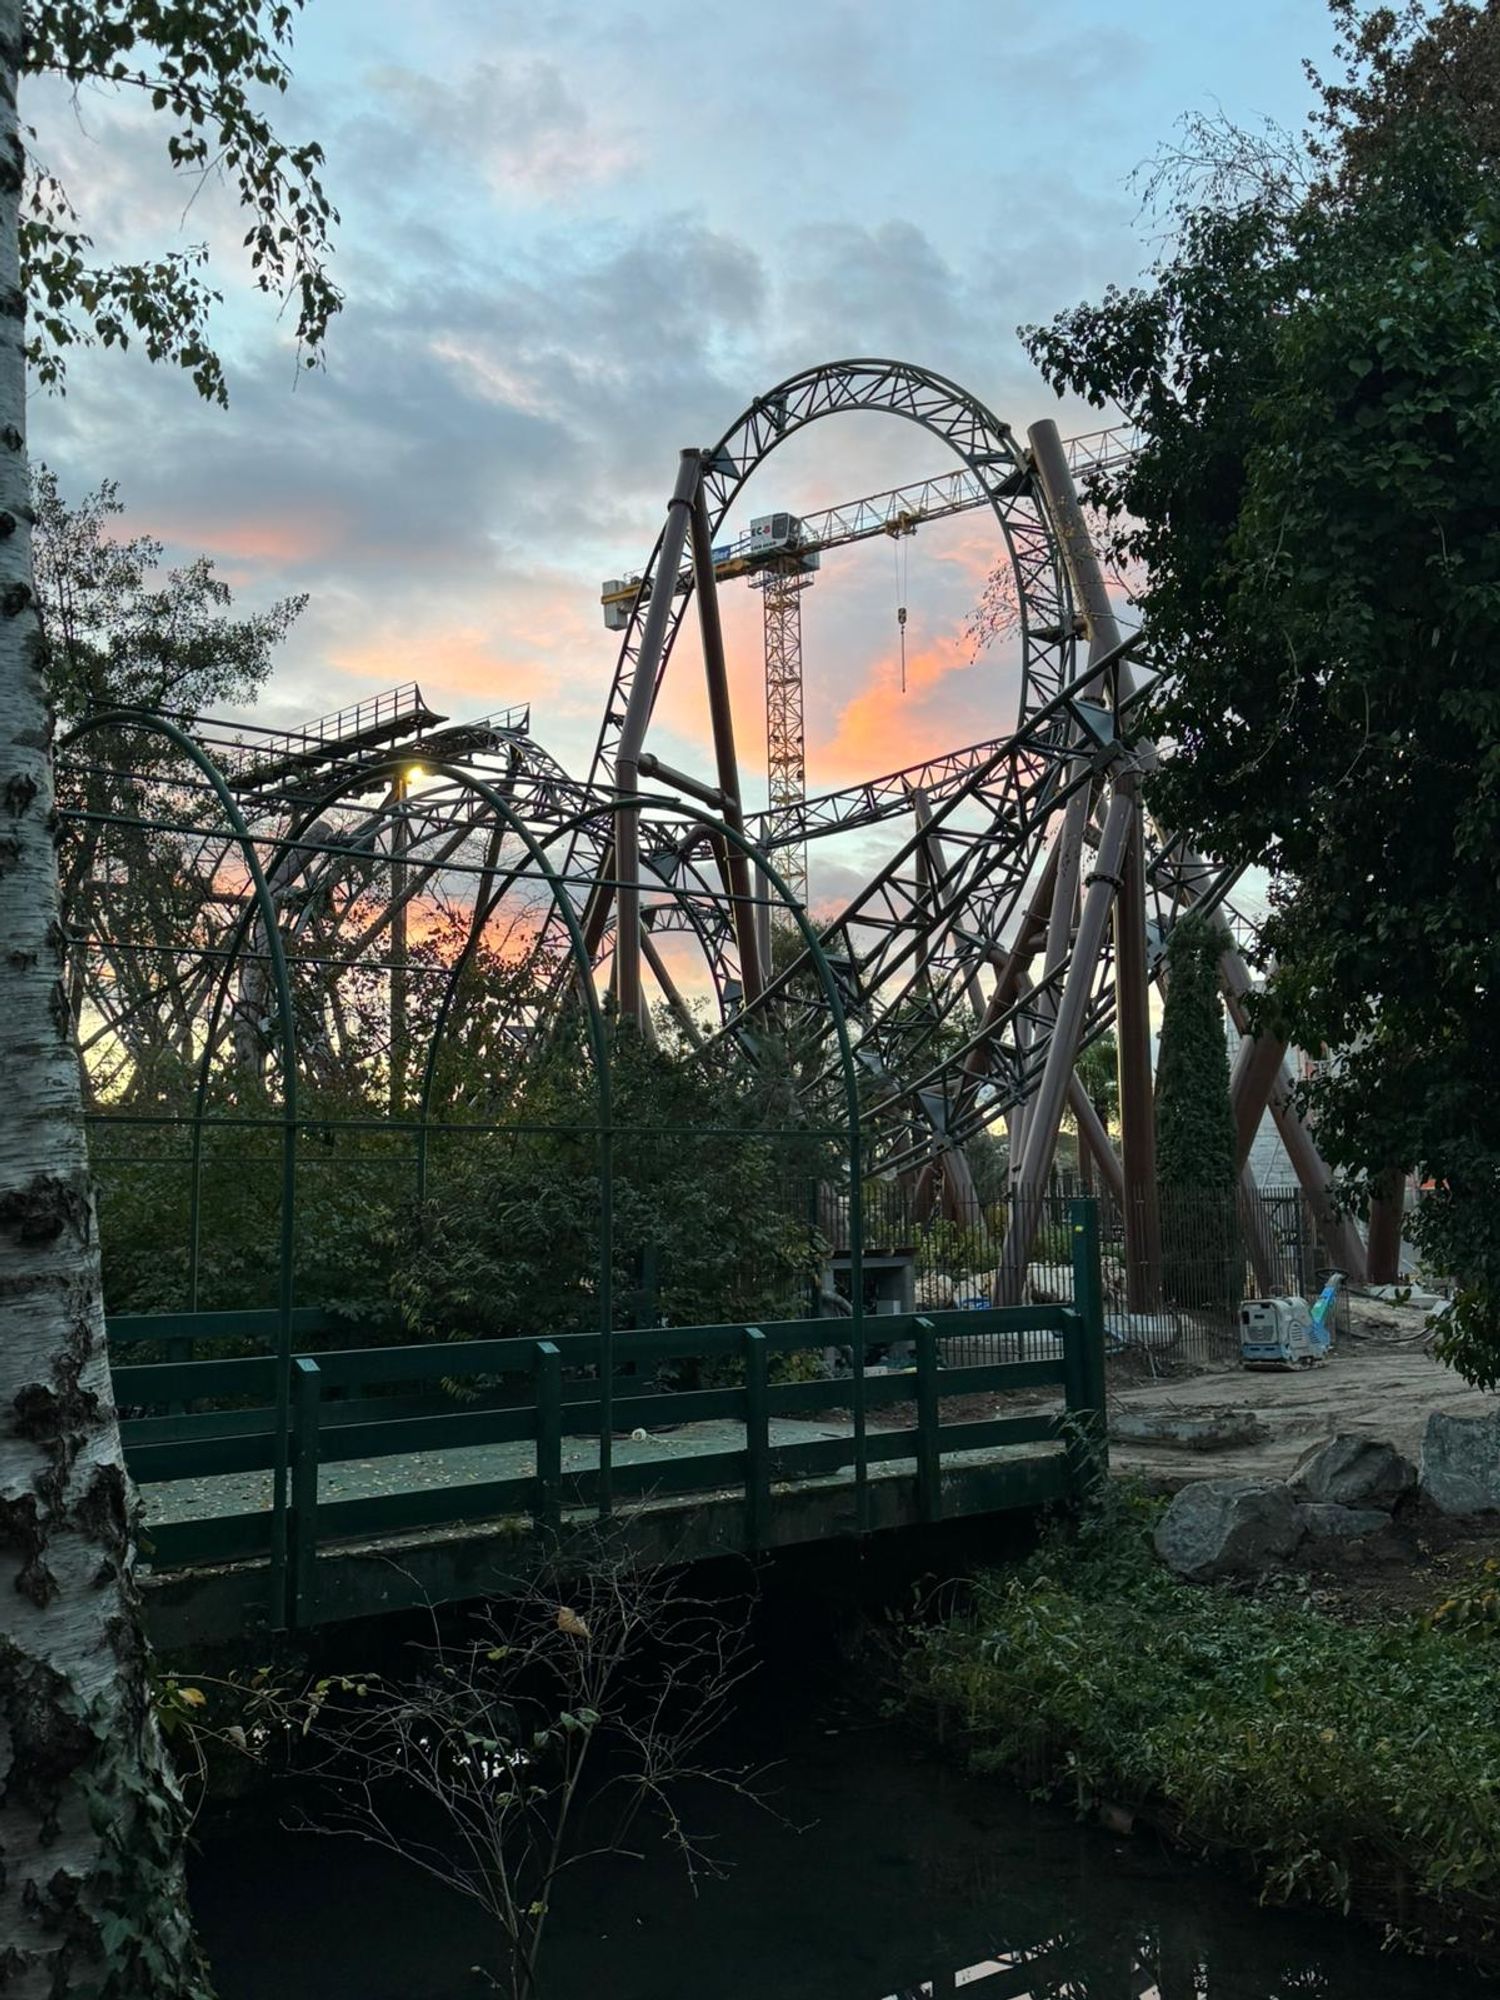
[{"x1": 59, "y1": 355, "x2": 1373, "y2": 1317}]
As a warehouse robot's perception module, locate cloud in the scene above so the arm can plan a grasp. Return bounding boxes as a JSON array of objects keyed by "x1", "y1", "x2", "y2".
[
  {"x1": 369, "y1": 57, "x2": 641, "y2": 205},
  {"x1": 26, "y1": 0, "x2": 1333, "y2": 845}
]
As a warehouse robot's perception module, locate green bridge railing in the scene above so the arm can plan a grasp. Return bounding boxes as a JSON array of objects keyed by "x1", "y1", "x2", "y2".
[{"x1": 110, "y1": 1202, "x2": 1108, "y2": 1631}]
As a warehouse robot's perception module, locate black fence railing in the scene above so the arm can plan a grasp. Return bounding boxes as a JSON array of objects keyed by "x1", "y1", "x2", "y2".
[{"x1": 823, "y1": 1180, "x2": 1352, "y2": 1368}]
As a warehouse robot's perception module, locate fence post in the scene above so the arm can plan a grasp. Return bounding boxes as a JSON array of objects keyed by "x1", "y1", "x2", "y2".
[
  {"x1": 744, "y1": 1327, "x2": 770, "y2": 1552},
  {"x1": 1067, "y1": 1197, "x2": 1109, "y2": 1498},
  {"x1": 914, "y1": 1315, "x2": 941, "y2": 1524},
  {"x1": 288, "y1": 1356, "x2": 321, "y2": 1629},
  {"x1": 535, "y1": 1340, "x2": 562, "y2": 1535}
]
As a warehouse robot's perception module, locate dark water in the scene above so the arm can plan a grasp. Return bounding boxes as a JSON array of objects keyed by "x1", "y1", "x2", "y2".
[{"x1": 191, "y1": 1693, "x2": 1491, "y2": 2000}]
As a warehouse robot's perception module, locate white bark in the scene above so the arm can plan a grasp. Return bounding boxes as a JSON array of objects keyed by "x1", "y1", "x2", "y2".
[{"x1": 0, "y1": 11, "x2": 209, "y2": 1992}]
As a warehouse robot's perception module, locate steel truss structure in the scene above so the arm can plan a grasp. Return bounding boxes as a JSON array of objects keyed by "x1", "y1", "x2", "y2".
[{"x1": 57, "y1": 356, "x2": 1369, "y2": 1311}]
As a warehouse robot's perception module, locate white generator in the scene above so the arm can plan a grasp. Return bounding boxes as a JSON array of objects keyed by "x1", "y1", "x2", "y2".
[{"x1": 1240, "y1": 1273, "x2": 1344, "y2": 1370}]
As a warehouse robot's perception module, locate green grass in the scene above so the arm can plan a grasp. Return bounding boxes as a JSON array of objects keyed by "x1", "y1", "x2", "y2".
[{"x1": 905, "y1": 1491, "x2": 1500, "y2": 1947}]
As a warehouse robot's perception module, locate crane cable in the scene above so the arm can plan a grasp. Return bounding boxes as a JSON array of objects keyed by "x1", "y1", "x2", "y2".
[{"x1": 893, "y1": 531, "x2": 910, "y2": 693}]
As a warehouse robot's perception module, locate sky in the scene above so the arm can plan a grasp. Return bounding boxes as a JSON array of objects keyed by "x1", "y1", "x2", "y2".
[{"x1": 26, "y1": 0, "x2": 1340, "y2": 822}]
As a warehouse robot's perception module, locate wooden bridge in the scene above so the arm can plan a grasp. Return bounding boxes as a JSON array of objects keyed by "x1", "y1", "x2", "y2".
[{"x1": 112, "y1": 1208, "x2": 1108, "y2": 1650}]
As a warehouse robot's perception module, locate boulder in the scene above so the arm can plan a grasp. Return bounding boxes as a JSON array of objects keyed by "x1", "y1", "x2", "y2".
[
  {"x1": 1154, "y1": 1477, "x2": 1307, "y2": 1582},
  {"x1": 1421, "y1": 1408, "x2": 1500, "y2": 1516},
  {"x1": 1289, "y1": 1434, "x2": 1416, "y2": 1512},
  {"x1": 1296, "y1": 1502, "x2": 1393, "y2": 1542}
]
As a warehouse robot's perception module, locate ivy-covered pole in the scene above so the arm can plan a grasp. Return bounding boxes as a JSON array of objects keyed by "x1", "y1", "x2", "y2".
[{"x1": 1156, "y1": 914, "x2": 1239, "y2": 1307}]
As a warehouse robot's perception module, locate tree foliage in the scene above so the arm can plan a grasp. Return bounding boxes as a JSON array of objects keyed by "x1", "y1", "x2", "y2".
[
  {"x1": 21, "y1": 0, "x2": 340, "y2": 402},
  {"x1": 34, "y1": 464, "x2": 304, "y2": 724},
  {"x1": 1023, "y1": 1, "x2": 1500, "y2": 1378},
  {"x1": 391, "y1": 1025, "x2": 829, "y2": 1346}
]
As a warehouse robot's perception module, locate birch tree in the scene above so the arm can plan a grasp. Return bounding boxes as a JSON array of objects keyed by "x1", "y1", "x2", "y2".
[{"x1": 0, "y1": 4, "x2": 336, "y2": 1991}]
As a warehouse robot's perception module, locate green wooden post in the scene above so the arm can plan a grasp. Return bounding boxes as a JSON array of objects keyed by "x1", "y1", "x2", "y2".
[
  {"x1": 744, "y1": 1327, "x2": 770, "y2": 1552},
  {"x1": 914, "y1": 1315, "x2": 941, "y2": 1523},
  {"x1": 288, "y1": 1356, "x2": 321, "y2": 1629},
  {"x1": 535, "y1": 1340, "x2": 562, "y2": 1535},
  {"x1": 1067, "y1": 1196, "x2": 1109, "y2": 1497}
]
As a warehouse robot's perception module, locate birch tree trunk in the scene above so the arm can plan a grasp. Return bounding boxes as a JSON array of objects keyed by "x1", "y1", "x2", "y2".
[{"x1": 0, "y1": 9, "x2": 212, "y2": 1992}]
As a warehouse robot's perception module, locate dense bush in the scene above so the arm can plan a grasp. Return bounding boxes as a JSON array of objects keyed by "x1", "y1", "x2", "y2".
[
  {"x1": 95, "y1": 1026, "x2": 831, "y2": 1345},
  {"x1": 906, "y1": 1493, "x2": 1500, "y2": 1944}
]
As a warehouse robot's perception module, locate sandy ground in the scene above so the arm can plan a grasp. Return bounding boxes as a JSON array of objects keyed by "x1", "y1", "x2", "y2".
[{"x1": 1106, "y1": 1293, "x2": 1495, "y2": 1485}]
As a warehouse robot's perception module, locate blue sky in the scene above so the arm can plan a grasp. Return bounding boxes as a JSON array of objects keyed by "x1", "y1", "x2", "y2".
[{"x1": 27, "y1": 0, "x2": 1337, "y2": 799}]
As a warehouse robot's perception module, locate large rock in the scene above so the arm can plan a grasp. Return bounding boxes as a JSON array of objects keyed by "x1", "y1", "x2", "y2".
[
  {"x1": 1296, "y1": 1502, "x2": 1393, "y2": 1542},
  {"x1": 1290, "y1": 1434, "x2": 1416, "y2": 1512},
  {"x1": 1421, "y1": 1408, "x2": 1500, "y2": 1516},
  {"x1": 1154, "y1": 1478, "x2": 1307, "y2": 1581}
]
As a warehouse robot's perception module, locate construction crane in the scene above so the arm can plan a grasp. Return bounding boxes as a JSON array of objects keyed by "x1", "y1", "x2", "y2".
[{"x1": 599, "y1": 427, "x2": 1134, "y2": 911}]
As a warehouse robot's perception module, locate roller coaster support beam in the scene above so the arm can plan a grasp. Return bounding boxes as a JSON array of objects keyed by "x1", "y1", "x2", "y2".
[
  {"x1": 1218, "y1": 958, "x2": 1368, "y2": 1282},
  {"x1": 690, "y1": 478, "x2": 764, "y2": 1006},
  {"x1": 1030, "y1": 418, "x2": 1161, "y2": 1308},
  {"x1": 1231, "y1": 1025, "x2": 1288, "y2": 1171},
  {"x1": 640, "y1": 928, "x2": 703, "y2": 1048},
  {"x1": 1366, "y1": 1170, "x2": 1406, "y2": 1284},
  {"x1": 994, "y1": 774, "x2": 1137, "y2": 1303},
  {"x1": 1071, "y1": 1071, "x2": 1125, "y2": 1207},
  {"x1": 611, "y1": 450, "x2": 701, "y2": 1025},
  {"x1": 911, "y1": 786, "x2": 985, "y2": 1018}
]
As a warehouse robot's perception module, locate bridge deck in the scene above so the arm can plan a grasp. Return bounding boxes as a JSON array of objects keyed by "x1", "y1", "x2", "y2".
[
  {"x1": 118, "y1": 1210, "x2": 1109, "y2": 1649},
  {"x1": 139, "y1": 1416, "x2": 1073, "y2": 1649}
]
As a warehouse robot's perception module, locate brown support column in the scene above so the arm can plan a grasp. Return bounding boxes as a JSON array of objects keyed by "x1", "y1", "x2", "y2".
[
  {"x1": 939, "y1": 1141, "x2": 978, "y2": 1224},
  {"x1": 1030, "y1": 418, "x2": 1160, "y2": 1307},
  {"x1": 994, "y1": 776, "x2": 1137, "y2": 1302},
  {"x1": 1218, "y1": 954, "x2": 1368, "y2": 1281},
  {"x1": 689, "y1": 481, "x2": 763, "y2": 1004},
  {"x1": 1230, "y1": 1025, "x2": 1288, "y2": 1172},
  {"x1": 640, "y1": 928, "x2": 702, "y2": 1048},
  {"x1": 611, "y1": 449, "x2": 701, "y2": 1027},
  {"x1": 1070, "y1": 1071, "x2": 1125, "y2": 1206},
  {"x1": 1367, "y1": 1168, "x2": 1407, "y2": 1283}
]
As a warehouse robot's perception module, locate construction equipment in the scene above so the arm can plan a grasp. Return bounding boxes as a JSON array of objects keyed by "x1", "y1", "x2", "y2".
[{"x1": 1239, "y1": 1271, "x2": 1345, "y2": 1369}]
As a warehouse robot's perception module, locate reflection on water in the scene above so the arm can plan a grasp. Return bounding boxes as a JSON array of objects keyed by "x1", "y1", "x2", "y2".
[{"x1": 193, "y1": 1706, "x2": 1484, "y2": 2000}]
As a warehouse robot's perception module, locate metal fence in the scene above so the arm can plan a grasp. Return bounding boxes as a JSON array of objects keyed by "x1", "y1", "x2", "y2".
[{"x1": 823, "y1": 1179, "x2": 1351, "y2": 1369}]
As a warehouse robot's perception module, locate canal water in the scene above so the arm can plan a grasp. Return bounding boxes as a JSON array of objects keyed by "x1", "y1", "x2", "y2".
[{"x1": 191, "y1": 1684, "x2": 1489, "y2": 2000}]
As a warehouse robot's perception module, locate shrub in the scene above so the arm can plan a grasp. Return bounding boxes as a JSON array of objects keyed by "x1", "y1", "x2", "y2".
[{"x1": 906, "y1": 1494, "x2": 1500, "y2": 1939}]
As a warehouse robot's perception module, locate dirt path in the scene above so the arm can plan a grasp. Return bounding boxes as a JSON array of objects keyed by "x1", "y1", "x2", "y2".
[{"x1": 1107, "y1": 1295, "x2": 1495, "y2": 1485}]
